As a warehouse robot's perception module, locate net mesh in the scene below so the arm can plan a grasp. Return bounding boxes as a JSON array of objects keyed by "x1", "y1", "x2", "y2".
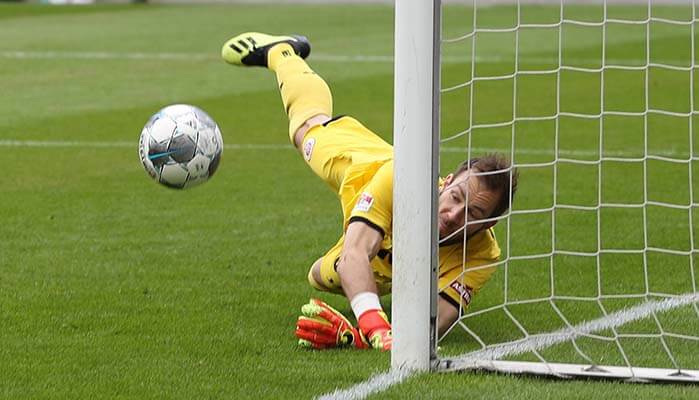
[{"x1": 437, "y1": 0, "x2": 699, "y2": 378}]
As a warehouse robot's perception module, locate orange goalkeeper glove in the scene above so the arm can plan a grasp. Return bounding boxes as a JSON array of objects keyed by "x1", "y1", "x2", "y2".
[
  {"x1": 357, "y1": 309, "x2": 392, "y2": 351},
  {"x1": 295, "y1": 298, "x2": 368, "y2": 349}
]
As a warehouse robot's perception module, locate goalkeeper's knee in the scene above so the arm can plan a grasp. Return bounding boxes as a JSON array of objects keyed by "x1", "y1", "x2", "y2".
[
  {"x1": 307, "y1": 259, "x2": 344, "y2": 294},
  {"x1": 307, "y1": 266, "x2": 330, "y2": 292}
]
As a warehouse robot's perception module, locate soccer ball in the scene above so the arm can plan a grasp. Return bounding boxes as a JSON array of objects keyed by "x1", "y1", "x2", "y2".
[{"x1": 139, "y1": 104, "x2": 223, "y2": 189}]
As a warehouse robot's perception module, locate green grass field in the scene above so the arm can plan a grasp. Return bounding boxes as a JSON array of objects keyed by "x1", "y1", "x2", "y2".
[{"x1": 0, "y1": 2, "x2": 697, "y2": 399}]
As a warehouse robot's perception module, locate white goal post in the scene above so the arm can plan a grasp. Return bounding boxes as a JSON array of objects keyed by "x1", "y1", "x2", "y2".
[
  {"x1": 391, "y1": 0, "x2": 441, "y2": 371},
  {"x1": 392, "y1": 0, "x2": 699, "y2": 382}
]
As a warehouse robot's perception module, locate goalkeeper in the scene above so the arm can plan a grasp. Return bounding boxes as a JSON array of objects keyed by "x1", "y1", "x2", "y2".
[{"x1": 222, "y1": 33, "x2": 518, "y2": 351}]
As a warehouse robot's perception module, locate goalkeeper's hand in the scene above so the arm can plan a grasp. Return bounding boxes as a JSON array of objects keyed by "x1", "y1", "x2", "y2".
[
  {"x1": 295, "y1": 298, "x2": 368, "y2": 349},
  {"x1": 357, "y1": 309, "x2": 392, "y2": 351}
]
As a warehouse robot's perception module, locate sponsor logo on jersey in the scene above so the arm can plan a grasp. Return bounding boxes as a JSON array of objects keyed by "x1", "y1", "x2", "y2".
[
  {"x1": 303, "y1": 137, "x2": 316, "y2": 161},
  {"x1": 354, "y1": 192, "x2": 374, "y2": 212},
  {"x1": 450, "y1": 281, "x2": 473, "y2": 305}
]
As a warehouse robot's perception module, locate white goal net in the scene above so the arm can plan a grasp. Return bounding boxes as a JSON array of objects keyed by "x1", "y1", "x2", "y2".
[{"x1": 393, "y1": 0, "x2": 699, "y2": 382}]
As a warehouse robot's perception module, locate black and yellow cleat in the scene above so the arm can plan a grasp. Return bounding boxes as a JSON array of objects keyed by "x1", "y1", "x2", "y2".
[{"x1": 221, "y1": 32, "x2": 311, "y2": 67}]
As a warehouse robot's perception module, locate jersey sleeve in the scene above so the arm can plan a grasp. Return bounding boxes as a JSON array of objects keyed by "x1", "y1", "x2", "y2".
[
  {"x1": 438, "y1": 260, "x2": 497, "y2": 310},
  {"x1": 347, "y1": 160, "x2": 393, "y2": 238},
  {"x1": 438, "y1": 229, "x2": 500, "y2": 309}
]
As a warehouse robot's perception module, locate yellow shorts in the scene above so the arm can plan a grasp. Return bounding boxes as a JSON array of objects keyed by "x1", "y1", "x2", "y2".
[{"x1": 300, "y1": 116, "x2": 392, "y2": 192}]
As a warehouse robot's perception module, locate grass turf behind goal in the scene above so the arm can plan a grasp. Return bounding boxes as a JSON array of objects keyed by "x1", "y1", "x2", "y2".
[{"x1": 0, "y1": 2, "x2": 696, "y2": 399}]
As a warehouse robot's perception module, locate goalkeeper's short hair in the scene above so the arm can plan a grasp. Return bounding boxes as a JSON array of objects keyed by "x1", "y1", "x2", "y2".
[{"x1": 453, "y1": 153, "x2": 519, "y2": 219}]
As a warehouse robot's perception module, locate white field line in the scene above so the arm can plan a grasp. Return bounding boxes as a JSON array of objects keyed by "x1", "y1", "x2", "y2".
[
  {"x1": 0, "y1": 139, "x2": 690, "y2": 159},
  {"x1": 0, "y1": 139, "x2": 292, "y2": 151},
  {"x1": 0, "y1": 50, "x2": 666, "y2": 66},
  {"x1": 443, "y1": 293, "x2": 699, "y2": 369},
  {"x1": 317, "y1": 293, "x2": 699, "y2": 400}
]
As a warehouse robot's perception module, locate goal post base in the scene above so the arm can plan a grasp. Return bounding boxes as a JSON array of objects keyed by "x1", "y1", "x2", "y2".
[{"x1": 436, "y1": 360, "x2": 699, "y2": 383}]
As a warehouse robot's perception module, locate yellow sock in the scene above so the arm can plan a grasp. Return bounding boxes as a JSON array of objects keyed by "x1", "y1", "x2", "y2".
[{"x1": 267, "y1": 44, "x2": 332, "y2": 143}]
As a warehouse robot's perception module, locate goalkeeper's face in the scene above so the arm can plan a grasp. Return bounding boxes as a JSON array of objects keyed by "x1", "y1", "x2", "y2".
[{"x1": 437, "y1": 170, "x2": 499, "y2": 245}]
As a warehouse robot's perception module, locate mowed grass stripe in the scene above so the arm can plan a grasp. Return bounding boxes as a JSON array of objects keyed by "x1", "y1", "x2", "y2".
[
  {"x1": 3, "y1": 49, "x2": 694, "y2": 67},
  {"x1": 1, "y1": 138, "x2": 696, "y2": 161}
]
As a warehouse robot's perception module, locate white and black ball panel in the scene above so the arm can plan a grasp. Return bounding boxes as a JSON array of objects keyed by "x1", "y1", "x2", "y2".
[
  {"x1": 187, "y1": 154, "x2": 211, "y2": 177},
  {"x1": 192, "y1": 107, "x2": 215, "y2": 126},
  {"x1": 160, "y1": 104, "x2": 196, "y2": 119},
  {"x1": 147, "y1": 136, "x2": 172, "y2": 169},
  {"x1": 183, "y1": 154, "x2": 212, "y2": 188},
  {"x1": 197, "y1": 126, "x2": 221, "y2": 156},
  {"x1": 138, "y1": 126, "x2": 158, "y2": 180},
  {"x1": 168, "y1": 132, "x2": 197, "y2": 163},
  {"x1": 159, "y1": 163, "x2": 189, "y2": 189},
  {"x1": 148, "y1": 115, "x2": 177, "y2": 144},
  {"x1": 208, "y1": 151, "x2": 221, "y2": 177}
]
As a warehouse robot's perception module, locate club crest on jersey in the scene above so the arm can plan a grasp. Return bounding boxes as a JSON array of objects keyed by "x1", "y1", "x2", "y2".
[
  {"x1": 303, "y1": 138, "x2": 316, "y2": 161},
  {"x1": 354, "y1": 192, "x2": 374, "y2": 212},
  {"x1": 450, "y1": 281, "x2": 473, "y2": 305}
]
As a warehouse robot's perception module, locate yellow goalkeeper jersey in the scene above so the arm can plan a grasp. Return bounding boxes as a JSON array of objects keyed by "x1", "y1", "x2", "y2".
[{"x1": 306, "y1": 116, "x2": 500, "y2": 307}]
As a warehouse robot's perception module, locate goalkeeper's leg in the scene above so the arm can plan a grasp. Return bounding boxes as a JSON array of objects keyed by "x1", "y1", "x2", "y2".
[
  {"x1": 268, "y1": 44, "x2": 332, "y2": 148},
  {"x1": 221, "y1": 32, "x2": 332, "y2": 149}
]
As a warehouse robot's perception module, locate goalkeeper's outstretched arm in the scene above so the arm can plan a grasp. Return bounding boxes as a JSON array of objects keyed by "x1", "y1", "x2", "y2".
[
  {"x1": 338, "y1": 220, "x2": 460, "y2": 337},
  {"x1": 336, "y1": 222, "x2": 382, "y2": 300},
  {"x1": 335, "y1": 221, "x2": 393, "y2": 350},
  {"x1": 295, "y1": 221, "x2": 393, "y2": 351}
]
